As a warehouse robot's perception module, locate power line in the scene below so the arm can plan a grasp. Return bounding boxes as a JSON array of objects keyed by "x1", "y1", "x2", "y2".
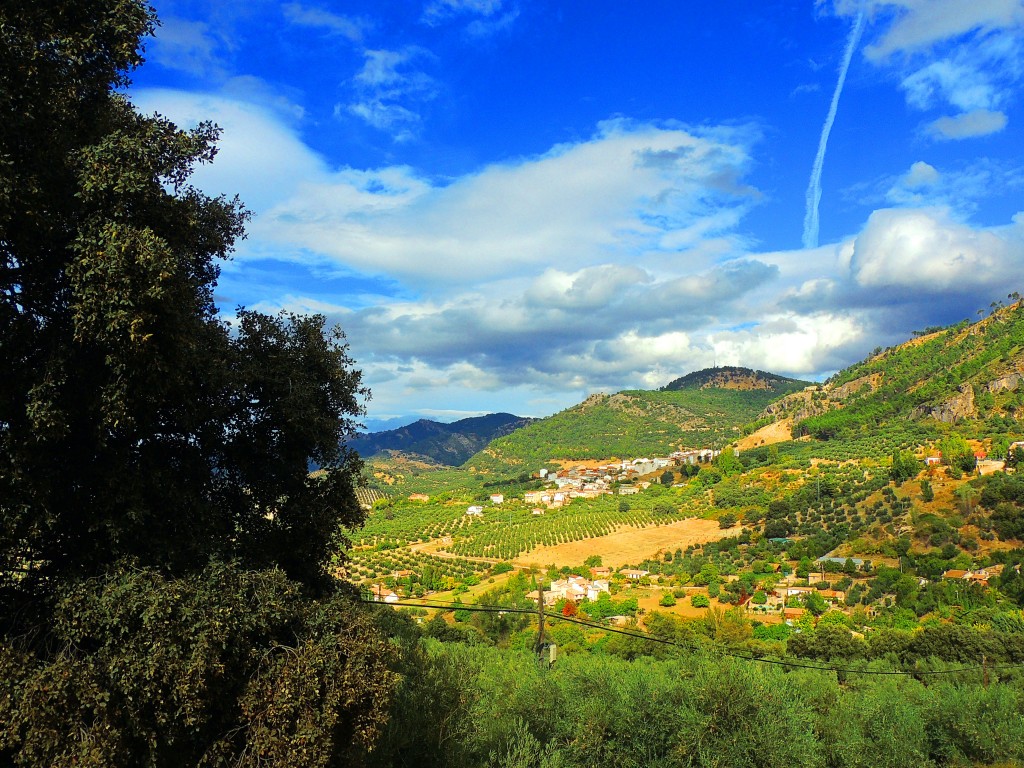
[{"x1": 364, "y1": 596, "x2": 1024, "y2": 677}]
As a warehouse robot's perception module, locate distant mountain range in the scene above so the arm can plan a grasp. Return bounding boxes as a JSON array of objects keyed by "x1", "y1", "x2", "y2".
[{"x1": 348, "y1": 412, "x2": 536, "y2": 466}]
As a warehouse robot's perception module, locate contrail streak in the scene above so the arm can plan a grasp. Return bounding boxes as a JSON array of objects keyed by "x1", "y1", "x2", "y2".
[{"x1": 802, "y1": 7, "x2": 866, "y2": 250}]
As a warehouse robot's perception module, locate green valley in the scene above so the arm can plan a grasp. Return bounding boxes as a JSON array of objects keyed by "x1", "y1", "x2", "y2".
[{"x1": 339, "y1": 309, "x2": 1024, "y2": 766}]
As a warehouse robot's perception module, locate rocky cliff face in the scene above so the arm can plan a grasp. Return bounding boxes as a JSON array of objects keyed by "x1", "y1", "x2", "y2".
[
  {"x1": 987, "y1": 372, "x2": 1024, "y2": 393},
  {"x1": 912, "y1": 384, "x2": 976, "y2": 423}
]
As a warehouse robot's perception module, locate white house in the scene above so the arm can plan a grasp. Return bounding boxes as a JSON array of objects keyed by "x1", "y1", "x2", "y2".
[{"x1": 372, "y1": 586, "x2": 399, "y2": 604}]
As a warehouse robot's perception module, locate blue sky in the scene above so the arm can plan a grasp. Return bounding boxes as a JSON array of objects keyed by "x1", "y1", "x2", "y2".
[{"x1": 129, "y1": 0, "x2": 1024, "y2": 428}]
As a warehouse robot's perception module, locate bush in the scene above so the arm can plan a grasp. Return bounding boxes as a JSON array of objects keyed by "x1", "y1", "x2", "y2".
[{"x1": 691, "y1": 594, "x2": 710, "y2": 608}]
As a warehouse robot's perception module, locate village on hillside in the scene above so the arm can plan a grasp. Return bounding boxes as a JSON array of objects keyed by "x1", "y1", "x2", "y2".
[{"x1": 464, "y1": 448, "x2": 724, "y2": 516}]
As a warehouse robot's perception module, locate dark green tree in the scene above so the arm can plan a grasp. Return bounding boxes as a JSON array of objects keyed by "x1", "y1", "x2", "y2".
[
  {"x1": 940, "y1": 434, "x2": 977, "y2": 474},
  {"x1": 0, "y1": 3, "x2": 394, "y2": 763},
  {"x1": 920, "y1": 478, "x2": 934, "y2": 502},
  {"x1": 889, "y1": 450, "x2": 921, "y2": 484},
  {"x1": 1, "y1": 0, "x2": 365, "y2": 599}
]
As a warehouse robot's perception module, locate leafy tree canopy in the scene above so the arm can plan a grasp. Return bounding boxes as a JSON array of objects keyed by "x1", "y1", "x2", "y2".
[
  {"x1": 1, "y1": 0, "x2": 367, "y2": 604},
  {"x1": 0, "y1": 3, "x2": 393, "y2": 763}
]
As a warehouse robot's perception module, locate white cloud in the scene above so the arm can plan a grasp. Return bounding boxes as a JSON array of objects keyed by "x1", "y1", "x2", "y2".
[
  {"x1": 466, "y1": 10, "x2": 520, "y2": 37},
  {"x1": 147, "y1": 17, "x2": 225, "y2": 78},
  {"x1": 131, "y1": 89, "x2": 326, "y2": 214},
  {"x1": 423, "y1": 0, "x2": 505, "y2": 23},
  {"x1": 902, "y1": 160, "x2": 941, "y2": 188},
  {"x1": 928, "y1": 108, "x2": 1008, "y2": 139},
  {"x1": 830, "y1": 1, "x2": 1024, "y2": 138},
  {"x1": 709, "y1": 312, "x2": 863, "y2": 375},
  {"x1": 353, "y1": 48, "x2": 435, "y2": 90},
  {"x1": 421, "y1": 0, "x2": 519, "y2": 37},
  {"x1": 525, "y1": 265, "x2": 651, "y2": 310},
  {"x1": 257, "y1": 119, "x2": 760, "y2": 286},
  {"x1": 849, "y1": 207, "x2": 1024, "y2": 290},
  {"x1": 853, "y1": 0, "x2": 1024, "y2": 59},
  {"x1": 345, "y1": 48, "x2": 438, "y2": 138},
  {"x1": 282, "y1": 3, "x2": 369, "y2": 41},
  {"x1": 133, "y1": 87, "x2": 1024, "y2": 420},
  {"x1": 902, "y1": 58, "x2": 1001, "y2": 111},
  {"x1": 850, "y1": 158, "x2": 1022, "y2": 211},
  {"x1": 883, "y1": 160, "x2": 941, "y2": 205}
]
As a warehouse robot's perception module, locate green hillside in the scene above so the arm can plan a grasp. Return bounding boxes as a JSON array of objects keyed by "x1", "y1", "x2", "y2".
[
  {"x1": 464, "y1": 369, "x2": 810, "y2": 474},
  {"x1": 769, "y1": 301, "x2": 1024, "y2": 439}
]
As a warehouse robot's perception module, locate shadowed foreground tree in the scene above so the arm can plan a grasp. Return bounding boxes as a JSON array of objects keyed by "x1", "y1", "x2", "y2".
[{"x1": 0, "y1": 2, "x2": 396, "y2": 763}]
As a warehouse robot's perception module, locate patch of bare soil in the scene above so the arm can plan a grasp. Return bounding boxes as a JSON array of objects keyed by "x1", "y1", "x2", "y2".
[
  {"x1": 513, "y1": 518, "x2": 742, "y2": 570},
  {"x1": 736, "y1": 419, "x2": 793, "y2": 450}
]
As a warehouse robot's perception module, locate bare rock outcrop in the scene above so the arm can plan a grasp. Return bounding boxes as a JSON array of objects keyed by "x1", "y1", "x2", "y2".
[
  {"x1": 987, "y1": 372, "x2": 1024, "y2": 393},
  {"x1": 912, "y1": 384, "x2": 976, "y2": 423}
]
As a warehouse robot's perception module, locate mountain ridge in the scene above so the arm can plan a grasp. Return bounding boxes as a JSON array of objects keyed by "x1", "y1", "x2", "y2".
[
  {"x1": 349, "y1": 412, "x2": 536, "y2": 466},
  {"x1": 463, "y1": 368, "x2": 811, "y2": 473}
]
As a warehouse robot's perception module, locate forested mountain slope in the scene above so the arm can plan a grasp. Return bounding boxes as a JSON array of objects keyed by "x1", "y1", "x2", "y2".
[
  {"x1": 762, "y1": 301, "x2": 1024, "y2": 438},
  {"x1": 349, "y1": 413, "x2": 535, "y2": 466},
  {"x1": 465, "y1": 368, "x2": 810, "y2": 473}
]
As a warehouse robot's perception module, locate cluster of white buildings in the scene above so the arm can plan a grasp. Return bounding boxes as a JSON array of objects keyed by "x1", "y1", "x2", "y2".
[
  {"x1": 538, "y1": 574, "x2": 611, "y2": 605},
  {"x1": 464, "y1": 447, "x2": 724, "y2": 517}
]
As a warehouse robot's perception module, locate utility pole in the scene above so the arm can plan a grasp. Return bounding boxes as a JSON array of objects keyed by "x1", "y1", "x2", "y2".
[{"x1": 536, "y1": 583, "x2": 546, "y2": 665}]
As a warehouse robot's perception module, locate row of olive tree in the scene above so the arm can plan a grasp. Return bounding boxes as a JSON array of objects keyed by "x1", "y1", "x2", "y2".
[{"x1": 366, "y1": 632, "x2": 1024, "y2": 768}]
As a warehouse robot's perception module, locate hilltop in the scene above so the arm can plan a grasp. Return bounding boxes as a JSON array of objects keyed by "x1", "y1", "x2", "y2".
[
  {"x1": 758, "y1": 301, "x2": 1024, "y2": 439},
  {"x1": 349, "y1": 412, "x2": 536, "y2": 466},
  {"x1": 464, "y1": 368, "x2": 810, "y2": 474},
  {"x1": 662, "y1": 366, "x2": 810, "y2": 393}
]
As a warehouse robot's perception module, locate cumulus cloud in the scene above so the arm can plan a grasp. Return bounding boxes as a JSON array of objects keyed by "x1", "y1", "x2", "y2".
[
  {"x1": 902, "y1": 160, "x2": 941, "y2": 188},
  {"x1": 709, "y1": 312, "x2": 864, "y2": 374},
  {"x1": 136, "y1": 87, "x2": 1024, "y2": 419},
  {"x1": 847, "y1": 158, "x2": 1023, "y2": 212},
  {"x1": 849, "y1": 207, "x2": 1024, "y2": 290},
  {"x1": 928, "y1": 108, "x2": 1008, "y2": 139},
  {"x1": 131, "y1": 90, "x2": 326, "y2": 214}
]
